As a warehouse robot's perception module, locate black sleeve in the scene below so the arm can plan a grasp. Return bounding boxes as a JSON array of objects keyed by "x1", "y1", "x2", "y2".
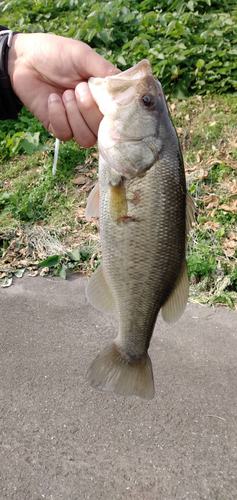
[{"x1": 0, "y1": 26, "x2": 23, "y2": 120}]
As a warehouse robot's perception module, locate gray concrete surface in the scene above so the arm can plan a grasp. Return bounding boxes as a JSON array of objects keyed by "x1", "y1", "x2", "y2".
[{"x1": 0, "y1": 273, "x2": 237, "y2": 500}]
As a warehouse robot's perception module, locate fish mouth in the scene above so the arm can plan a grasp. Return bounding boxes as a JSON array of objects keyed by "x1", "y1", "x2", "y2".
[
  {"x1": 88, "y1": 59, "x2": 155, "y2": 114},
  {"x1": 107, "y1": 59, "x2": 153, "y2": 84}
]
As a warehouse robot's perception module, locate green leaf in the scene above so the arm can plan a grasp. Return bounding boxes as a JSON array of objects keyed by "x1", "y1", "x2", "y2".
[
  {"x1": 38, "y1": 255, "x2": 62, "y2": 268},
  {"x1": 213, "y1": 30, "x2": 223, "y2": 37},
  {"x1": 87, "y1": 28, "x2": 97, "y2": 42},
  {"x1": 21, "y1": 139, "x2": 35, "y2": 155},
  {"x1": 21, "y1": 132, "x2": 40, "y2": 155},
  {"x1": 171, "y1": 65, "x2": 179, "y2": 78},
  {"x1": 98, "y1": 30, "x2": 109, "y2": 45},
  {"x1": 141, "y1": 39, "x2": 150, "y2": 49},
  {"x1": 67, "y1": 248, "x2": 81, "y2": 261},
  {"x1": 116, "y1": 55, "x2": 127, "y2": 66},
  {"x1": 59, "y1": 264, "x2": 67, "y2": 280},
  {"x1": 97, "y1": 12, "x2": 107, "y2": 29},
  {"x1": 173, "y1": 81, "x2": 189, "y2": 99},
  {"x1": 187, "y1": 0, "x2": 194, "y2": 11},
  {"x1": 80, "y1": 250, "x2": 90, "y2": 261},
  {"x1": 14, "y1": 269, "x2": 25, "y2": 278},
  {"x1": 196, "y1": 59, "x2": 205, "y2": 69}
]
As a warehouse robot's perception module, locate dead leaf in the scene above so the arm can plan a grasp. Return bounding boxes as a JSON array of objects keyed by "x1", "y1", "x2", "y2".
[
  {"x1": 222, "y1": 239, "x2": 237, "y2": 249},
  {"x1": 75, "y1": 208, "x2": 86, "y2": 221},
  {"x1": 229, "y1": 232, "x2": 237, "y2": 241},
  {"x1": 82, "y1": 181, "x2": 95, "y2": 193},
  {"x1": 90, "y1": 218, "x2": 100, "y2": 230},
  {"x1": 0, "y1": 272, "x2": 9, "y2": 279},
  {"x1": 218, "y1": 204, "x2": 237, "y2": 213},
  {"x1": 75, "y1": 165, "x2": 86, "y2": 171},
  {"x1": 1, "y1": 276, "x2": 13, "y2": 287},
  {"x1": 204, "y1": 222, "x2": 220, "y2": 231},
  {"x1": 19, "y1": 248, "x2": 27, "y2": 256},
  {"x1": 198, "y1": 169, "x2": 208, "y2": 180},
  {"x1": 72, "y1": 175, "x2": 88, "y2": 185},
  {"x1": 185, "y1": 114, "x2": 190, "y2": 121},
  {"x1": 203, "y1": 194, "x2": 218, "y2": 210},
  {"x1": 230, "y1": 200, "x2": 237, "y2": 210},
  {"x1": 222, "y1": 247, "x2": 236, "y2": 258},
  {"x1": 18, "y1": 259, "x2": 30, "y2": 266},
  {"x1": 229, "y1": 182, "x2": 237, "y2": 195},
  {"x1": 206, "y1": 158, "x2": 223, "y2": 167},
  {"x1": 9, "y1": 239, "x2": 16, "y2": 249},
  {"x1": 28, "y1": 270, "x2": 38, "y2": 277}
]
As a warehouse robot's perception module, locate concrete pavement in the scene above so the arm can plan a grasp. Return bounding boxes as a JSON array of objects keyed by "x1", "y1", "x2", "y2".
[{"x1": 0, "y1": 273, "x2": 237, "y2": 500}]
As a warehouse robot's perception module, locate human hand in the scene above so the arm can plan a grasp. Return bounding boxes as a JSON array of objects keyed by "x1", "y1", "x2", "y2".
[{"x1": 8, "y1": 33, "x2": 120, "y2": 147}]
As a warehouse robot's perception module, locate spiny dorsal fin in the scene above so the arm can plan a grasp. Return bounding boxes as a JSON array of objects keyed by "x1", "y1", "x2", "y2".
[{"x1": 86, "y1": 264, "x2": 117, "y2": 314}]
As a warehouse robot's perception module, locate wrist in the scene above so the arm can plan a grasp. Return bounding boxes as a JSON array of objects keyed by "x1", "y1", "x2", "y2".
[
  {"x1": 0, "y1": 29, "x2": 23, "y2": 120},
  {"x1": 7, "y1": 33, "x2": 21, "y2": 89}
]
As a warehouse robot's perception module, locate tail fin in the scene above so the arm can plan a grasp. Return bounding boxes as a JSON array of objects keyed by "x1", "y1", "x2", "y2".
[{"x1": 86, "y1": 343, "x2": 154, "y2": 400}]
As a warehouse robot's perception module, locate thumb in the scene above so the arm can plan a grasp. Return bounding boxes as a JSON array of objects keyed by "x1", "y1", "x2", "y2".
[{"x1": 72, "y1": 41, "x2": 121, "y2": 79}]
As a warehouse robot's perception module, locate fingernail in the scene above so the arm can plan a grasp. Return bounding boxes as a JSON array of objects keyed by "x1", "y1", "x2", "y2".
[
  {"x1": 49, "y1": 93, "x2": 60, "y2": 103},
  {"x1": 63, "y1": 90, "x2": 75, "y2": 103}
]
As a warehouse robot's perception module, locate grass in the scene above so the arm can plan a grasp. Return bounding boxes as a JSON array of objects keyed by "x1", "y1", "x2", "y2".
[{"x1": 0, "y1": 94, "x2": 237, "y2": 306}]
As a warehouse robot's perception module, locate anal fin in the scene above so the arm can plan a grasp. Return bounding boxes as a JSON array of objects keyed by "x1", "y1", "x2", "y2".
[
  {"x1": 86, "y1": 264, "x2": 117, "y2": 314},
  {"x1": 161, "y1": 260, "x2": 189, "y2": 324}
]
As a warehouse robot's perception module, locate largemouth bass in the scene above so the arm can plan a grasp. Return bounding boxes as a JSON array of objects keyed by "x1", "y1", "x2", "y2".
[{"x1": 85, "y1": 60, "x2": 194, "y2": 400}]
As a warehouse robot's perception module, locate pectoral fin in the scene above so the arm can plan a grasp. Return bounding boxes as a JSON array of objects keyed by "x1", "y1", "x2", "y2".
[
  {"x1": 110, "y1": 178, "x2": 127, "y2": 222},
  {"x1": 85, "y1": 182, "x2": 100, "y2": 220},
  {"x1": 86, "y1": 264, "x2": 117, "y2": 314},
  {"x1": 161, "y1": 260, "x2": 189, "y2": 324}
]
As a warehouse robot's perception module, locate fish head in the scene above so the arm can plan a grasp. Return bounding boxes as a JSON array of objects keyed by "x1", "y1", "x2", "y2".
[{"x1": 89, "y1": 60, "x2": 175, "y2": 179}]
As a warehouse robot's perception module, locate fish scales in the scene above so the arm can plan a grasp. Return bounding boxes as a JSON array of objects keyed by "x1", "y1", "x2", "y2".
[
  {"x1": 100, "y1": 158, "x2": 186, "y2": 355},
  {"x1": 85, "y1": 60, "x2": 194, "y2": 400}
]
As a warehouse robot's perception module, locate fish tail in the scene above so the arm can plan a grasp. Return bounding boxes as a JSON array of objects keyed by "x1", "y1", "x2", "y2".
[{"x1": 87, "y1": 343, "x2": 155, "y2": 400}]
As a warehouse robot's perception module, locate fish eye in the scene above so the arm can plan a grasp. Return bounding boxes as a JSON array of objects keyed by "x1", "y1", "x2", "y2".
[{"x1": 141, "y1": 93, "x2": 155, "y2": 109}]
